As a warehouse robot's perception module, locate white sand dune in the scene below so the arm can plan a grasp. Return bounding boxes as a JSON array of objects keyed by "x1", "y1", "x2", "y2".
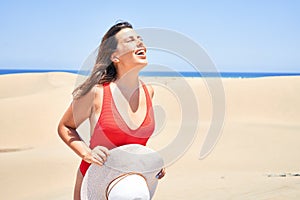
[{"x1": 0, "y1": 72, "x2": 300, "y2": 199}]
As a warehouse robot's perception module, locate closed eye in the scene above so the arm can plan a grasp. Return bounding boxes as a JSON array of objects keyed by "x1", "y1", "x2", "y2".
[
  {"x1": 124, "y1": 36, "x2": 135, "y2": 43},
  {"x1": 124, "y1": 36, "x2": 143, "y2": 43},
  {"x1": 137, "y1": 36, "x2": 143, "y2": 41}
]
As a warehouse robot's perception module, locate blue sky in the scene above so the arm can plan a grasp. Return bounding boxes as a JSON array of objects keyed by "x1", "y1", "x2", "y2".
[{"x1": 0, "y1": 0, "x2": 299, "y2": 72}]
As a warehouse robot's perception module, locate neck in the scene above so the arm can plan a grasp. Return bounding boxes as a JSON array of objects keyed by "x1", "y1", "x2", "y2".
[{"x1": 115, "y1": 67, "x2": 140, "y2": 98}]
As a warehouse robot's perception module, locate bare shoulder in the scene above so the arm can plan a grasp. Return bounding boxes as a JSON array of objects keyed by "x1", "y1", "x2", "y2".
[
  {"x1": 93, "y1": 84, "x2": 104, "y2": 96},
  {"x1": 74, "y1": 84, "x2": 102, "y2": 102},
  {"x1": 72, "y1": 84, "x2": 104, "y2": 112},
  {"x1": 91, "y1": 84, "x2": 104, "y2": 113},
  {"x1": 69, "y1": 84, "x2": 104, "y2": 126},
  {"x1": 140, "y1": 79, "x2": 154, "y2": 98},
  {"x1": 145, "y1": 83, "x2": 154, "y2": 99}
]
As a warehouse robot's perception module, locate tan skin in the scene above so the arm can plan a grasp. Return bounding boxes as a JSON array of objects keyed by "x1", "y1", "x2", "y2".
[{"x1": 58, "y1": 28, "x2": 165, "y2": 200}]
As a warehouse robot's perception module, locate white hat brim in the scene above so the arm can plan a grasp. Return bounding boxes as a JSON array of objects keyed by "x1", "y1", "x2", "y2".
[{"x1": 81, "y1": 144, "x2": 164, "y2": 200}]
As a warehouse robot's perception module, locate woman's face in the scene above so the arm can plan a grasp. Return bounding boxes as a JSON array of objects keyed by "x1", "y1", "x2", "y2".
[{"x1": 113, "y1": 28, "x2": 148, "y2": 71}]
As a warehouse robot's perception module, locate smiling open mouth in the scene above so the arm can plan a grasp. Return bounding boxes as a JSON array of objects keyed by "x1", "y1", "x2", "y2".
[{"x1": 134, "y1": 48, "x2": 147, "y2": 56}]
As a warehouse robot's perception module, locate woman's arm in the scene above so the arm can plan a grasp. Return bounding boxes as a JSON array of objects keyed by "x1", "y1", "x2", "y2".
[
  {"x1": 57, "y1": 101, "x2": 91, "y2": 160},
  {"x1": 57, "y1": 87, "x2": 109, "y2": 166}
]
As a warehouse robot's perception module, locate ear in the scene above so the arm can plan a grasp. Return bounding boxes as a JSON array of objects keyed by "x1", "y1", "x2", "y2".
[{"x1": 110, "y1": 52, "x2": 120, "y2": 63}]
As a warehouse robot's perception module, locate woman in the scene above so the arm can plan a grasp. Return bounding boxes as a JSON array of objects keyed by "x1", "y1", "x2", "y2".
[{"x1": 57, "y1": 21, "x2": 165, "y2": 200}]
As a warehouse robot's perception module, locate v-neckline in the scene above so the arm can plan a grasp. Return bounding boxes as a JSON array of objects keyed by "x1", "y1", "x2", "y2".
[{"x1": 109, "y1": 81, "x2": 149, "y2": 131}]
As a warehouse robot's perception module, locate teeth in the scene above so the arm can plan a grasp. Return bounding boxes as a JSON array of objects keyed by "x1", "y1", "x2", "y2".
[{"x1": 135, "y1": 49, "x2": 145, "y2": 55}]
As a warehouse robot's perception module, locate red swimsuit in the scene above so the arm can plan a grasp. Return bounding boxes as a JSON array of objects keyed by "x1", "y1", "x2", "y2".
[{"x1": 79, "y1": 82, "x2": 155, "y2": 176}]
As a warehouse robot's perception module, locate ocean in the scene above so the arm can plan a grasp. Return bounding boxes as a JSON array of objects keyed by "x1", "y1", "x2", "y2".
[{"x1": 0, "y1": 68, "x2": 300, "y2": 78}]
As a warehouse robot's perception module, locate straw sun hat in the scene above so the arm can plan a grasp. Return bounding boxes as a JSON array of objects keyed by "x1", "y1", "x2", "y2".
[{"x1": 81, "y1": 144, "x2": 164, "y2": 200}]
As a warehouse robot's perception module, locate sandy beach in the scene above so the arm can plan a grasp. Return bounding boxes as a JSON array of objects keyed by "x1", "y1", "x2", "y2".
[{"x1": 1, "y1": 72, "x2": 300, "y2": 199}]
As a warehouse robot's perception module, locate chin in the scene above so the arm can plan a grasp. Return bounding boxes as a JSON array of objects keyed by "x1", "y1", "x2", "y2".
[
  {"x1": 138, "y1": 62, "x2": 148, "y2": 69},
  {"x1": 134, "y1": 59, "x2": 148, "y2": 68}
]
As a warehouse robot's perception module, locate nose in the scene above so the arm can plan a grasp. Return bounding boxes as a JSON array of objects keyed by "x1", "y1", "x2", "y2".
[{"x1": 136, "y1": 38, "x2": 145, "y2": 48}]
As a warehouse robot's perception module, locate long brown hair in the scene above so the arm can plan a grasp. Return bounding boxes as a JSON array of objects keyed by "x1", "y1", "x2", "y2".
[{"x1": 72, "y1": 22, "x2": 133, "y2": 99}]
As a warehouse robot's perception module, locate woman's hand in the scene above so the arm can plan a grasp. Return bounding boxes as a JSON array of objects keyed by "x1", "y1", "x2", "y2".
[
  {"x1": 83, "y1": 146, "x2": 110, "y2": 166},
  {"x1": 156, "y1": 168, "x2": 166, "y2": 179}
]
